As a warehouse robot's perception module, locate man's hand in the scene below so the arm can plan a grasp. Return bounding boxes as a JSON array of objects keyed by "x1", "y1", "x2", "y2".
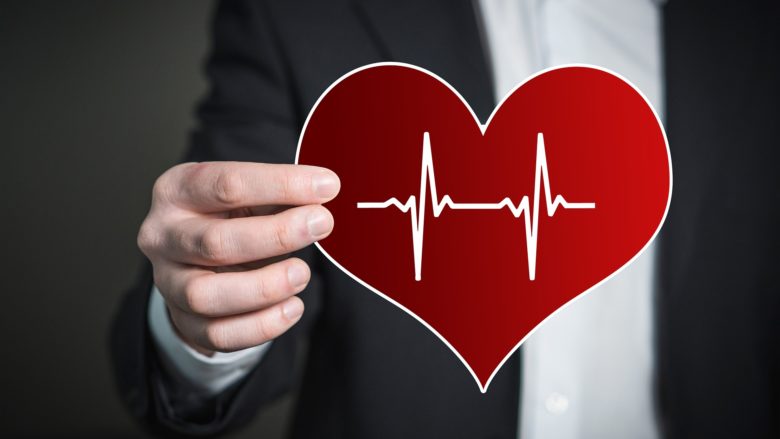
[{"x1": 138, "y1": 162, "x2": 340, "y2": 355}]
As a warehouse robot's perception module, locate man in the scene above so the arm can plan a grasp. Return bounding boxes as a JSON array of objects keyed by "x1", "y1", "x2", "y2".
[{"x1": 112, "y1": 0, "x2": 779, "y2": 437}]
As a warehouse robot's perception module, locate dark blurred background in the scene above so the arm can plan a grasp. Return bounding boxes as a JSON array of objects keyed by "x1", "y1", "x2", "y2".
[{"x1": 0, "y1": 1, "x2": 290, "y2": 437}]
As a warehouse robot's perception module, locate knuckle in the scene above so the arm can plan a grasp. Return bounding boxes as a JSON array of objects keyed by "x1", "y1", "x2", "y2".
[
  {"x1": 270, "y1": 219, "x2": 294, "y2": 252},
  {"x1": 254, "y1": 272, "x2": 269, "y2": 304},
  {"x1": 153, "y1": 163, "x2": 197, "y2": 206},
  {"x1": 204, "y1": 322, "x2": 230, "y2": 351},
  {"x1": 183, "y1": 277, "x2": 215, "y2": 315},
  {"x1": 137, "y1": 221, "x2": 161, "y2": 255},
  {"x1": 214, "y1": 169, "x2": 244, "y2": 205},
  {"x1": 151, "y1": 171, "x2": 175, "y2": 204},
  {"x1": 199, "y1": 223, "x2": 230, "y2": 262}
]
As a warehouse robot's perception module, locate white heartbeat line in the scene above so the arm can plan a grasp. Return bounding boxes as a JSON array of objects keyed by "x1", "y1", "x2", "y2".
[{"x1": 357, "y1": 132, "x2": 595, "y2": 281}]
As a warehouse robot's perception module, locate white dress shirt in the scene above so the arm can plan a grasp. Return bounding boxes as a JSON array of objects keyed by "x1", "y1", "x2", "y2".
[{"x1": 150, "y1": 1, "x2": 664, "y2": 437}]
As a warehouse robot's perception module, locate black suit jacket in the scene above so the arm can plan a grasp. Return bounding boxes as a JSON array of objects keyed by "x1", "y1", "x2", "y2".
[{"x1": 111, "y1": 1, "x2": 780, "y2": 437}]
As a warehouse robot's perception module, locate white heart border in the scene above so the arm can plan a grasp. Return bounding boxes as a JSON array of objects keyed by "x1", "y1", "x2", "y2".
[{"x1": 295, "y1": 62, "x2": 673, "y2": 393}]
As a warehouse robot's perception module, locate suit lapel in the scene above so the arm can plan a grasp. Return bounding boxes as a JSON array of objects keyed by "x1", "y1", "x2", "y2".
[
  {"x1": 352, "y1": 0, "x2": 496, "y2": 122},
  {"x1": 656, "y1": 2, "x2": 771, "y2": 435}
]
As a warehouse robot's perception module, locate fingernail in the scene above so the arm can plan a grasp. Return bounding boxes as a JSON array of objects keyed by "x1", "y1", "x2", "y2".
[
  {"x1": 306, "y1": 209, "x2": 332, "y2": 239},
  {"x1": 287, "y1": 263, "x2": 309, "y2": 289},
  {"x1": 312, "y1": 171, "x2": 339, "y2": 199},
  {"x1": 282, "y1": 298, "x2": 304, "y2": 320}
]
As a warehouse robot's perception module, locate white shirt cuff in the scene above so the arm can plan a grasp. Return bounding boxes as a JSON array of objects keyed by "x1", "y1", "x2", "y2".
[{"x1": 147, "y1": 285, "x2": 270, "y2": 396}]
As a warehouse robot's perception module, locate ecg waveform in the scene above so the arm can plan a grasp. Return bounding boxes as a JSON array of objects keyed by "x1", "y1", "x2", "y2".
[{"x1": 357, "y1": 132, "x2": 595, "y2": 281}]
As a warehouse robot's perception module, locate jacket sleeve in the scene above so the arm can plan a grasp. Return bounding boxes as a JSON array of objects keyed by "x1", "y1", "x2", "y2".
[{"x1": 109, "y1": 0, "x2": 324, "y2": 435}]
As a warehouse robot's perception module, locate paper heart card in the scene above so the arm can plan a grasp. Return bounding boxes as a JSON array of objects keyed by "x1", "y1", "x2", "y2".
[{"x1": 296, "y1": 63, "x2": 671, "y2": 392}]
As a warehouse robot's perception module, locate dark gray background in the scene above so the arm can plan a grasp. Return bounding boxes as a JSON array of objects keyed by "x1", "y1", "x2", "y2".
[{"x1": 0, "y1": 1, "x2": 290, "y2": 437}]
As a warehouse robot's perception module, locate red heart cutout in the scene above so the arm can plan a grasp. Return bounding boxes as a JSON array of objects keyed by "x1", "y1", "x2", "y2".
[{"x1": 296, "y1": 63, "x2": 671, "y2": 392}]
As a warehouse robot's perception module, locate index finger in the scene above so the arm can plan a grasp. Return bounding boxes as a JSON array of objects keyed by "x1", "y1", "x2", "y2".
[{"x1": 166, "y1": 162, "x2": 340, "y2": 212}]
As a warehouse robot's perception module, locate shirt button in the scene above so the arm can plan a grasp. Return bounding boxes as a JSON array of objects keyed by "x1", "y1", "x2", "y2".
[{"x1": 545, "y1": 392, "x2": 569, "y2": 415}]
